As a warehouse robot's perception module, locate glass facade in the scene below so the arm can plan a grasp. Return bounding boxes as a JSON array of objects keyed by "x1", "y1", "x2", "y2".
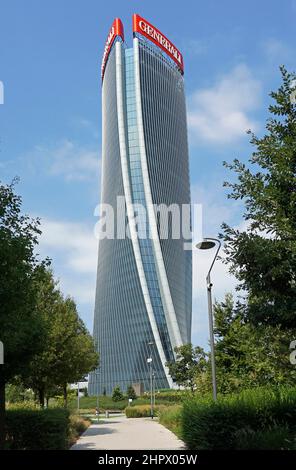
[{"x1": 89, "y1": 33, "x2": 191, "y2": 396}]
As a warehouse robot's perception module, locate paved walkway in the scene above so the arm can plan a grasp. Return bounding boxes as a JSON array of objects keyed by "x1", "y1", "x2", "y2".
[{"x1": 71, "y1": 415, "x2": 185, "y2": 450}]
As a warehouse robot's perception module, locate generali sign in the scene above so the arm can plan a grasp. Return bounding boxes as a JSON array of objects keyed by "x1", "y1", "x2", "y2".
[
  {"x1": 101, "y1": 18, "x2": 124, "y2": 80},
  {"x1": 133, "y1": 14, "x2": 184, "y2": 74}
]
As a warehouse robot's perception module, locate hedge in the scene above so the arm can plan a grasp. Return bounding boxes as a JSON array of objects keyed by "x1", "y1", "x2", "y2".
[
  {"x1": 125, "y1": 404, "x2": 167, "y2": 418},
  {"x1": 182, "y1": 386, "x2": 296, "y2": 450},
  {"x1": 5, "y1": 408, "x2": 70, "y2": 450},
  {"x1": 158, "y1": 405, "x2": 183, "y2": 439},
  {"x1": 144, "y1": 391, "x2": 186, "y2": 403}
]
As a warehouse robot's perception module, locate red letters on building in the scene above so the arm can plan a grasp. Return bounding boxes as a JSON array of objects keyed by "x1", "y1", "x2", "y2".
[
  {"x1": 132, "y1": 14, "x2": 184, "y2": 74},
  {"x1": 101, "y1": 18, "x2": 124, "y2": 80}
]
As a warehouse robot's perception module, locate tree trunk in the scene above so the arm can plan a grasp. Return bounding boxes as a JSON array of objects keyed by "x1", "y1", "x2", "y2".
[
  {"x1": 0, "y1": 371, "x2": 5, "y2": 450},
  {"x1": 63, "y1": 385, "x2": 68, "y2": 408},
  {"x1": 38, "y1": 388, "x2": 45, "y2": 408},
  {"x1": 46, "y1": 397, "x2": 49, "y2": 408}
]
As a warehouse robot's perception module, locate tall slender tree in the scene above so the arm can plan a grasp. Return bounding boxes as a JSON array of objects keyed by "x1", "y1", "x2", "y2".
[
  {"x1": 23, "y1": 267, "x2": 99, "y2": 407},
  {"x1": 221, "y1": 67, "x2": 296, "y2": 328},
  {"x1": 0, "y1": 179, "x2": 46, "y2": 448}
]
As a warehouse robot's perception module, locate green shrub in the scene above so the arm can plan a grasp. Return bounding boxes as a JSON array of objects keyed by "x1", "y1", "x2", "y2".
[
  {"x1": 143, "y1": 390, "x2": 186, "y2": 403},
  {"x1": 6, "y1": 408, "x2": 70, "y2": 450},
  {"x1": 6, "y1": 383, "x2": 34, "y2": 403},
  {"x1": 159, "y1": 405, "x2": 183, "y2": 439},
  {"x1": 127, "y1": 385, "x2": 137, "y2": 400},
  {"x1": 68, "y1": 413, "x2": 91, "y2": 447},
  {"x1": 67, "y1": 395, "x2": 128, "y2": 410},
  {"x1": 234, "y1": 425, "x2": 295, "y2": 449},
  {"x1": 182, "y1": 386, "x2": 296, "y2": 450},
  {"x1": 112, "y1": 386, "x2": 124, "y2": 402},
  {"x1": 66, "y1": 391, "x2": 183, "y2": 411},
  {"x1": 125, "y1": 404, "x2": 166, "y2": 418}
]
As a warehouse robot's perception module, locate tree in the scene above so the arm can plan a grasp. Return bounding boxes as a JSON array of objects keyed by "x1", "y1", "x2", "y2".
[
  {"x1": 0, "y1": 179, "x2": 46, "y2": 448},
  {"x1": 127, "y1": 385, "x2": 137, "y2": 400},
  {"x1": 166, "y1": 344, "x2": 207, "y2": 392},
  {"x1": 210, "y1": 293, "x2": 296, "y2": 393},
  {"x1": 23, "y1": 266, "x2": 99, "y2": 407},
  {"x1": 221, "y1": 67, "x2": 296, "y2": 328},
  {"x1": 112, "y1": 386, "x2": 124, "y2": 402}
]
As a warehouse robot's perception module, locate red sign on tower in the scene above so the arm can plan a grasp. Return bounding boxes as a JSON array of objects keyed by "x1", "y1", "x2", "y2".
[
  {"x1": 101, "y1": 18, "x2": 124, "y2": 80},
  {"x1": 132, "y1": 14, "x2": 184, "y2": 74}
]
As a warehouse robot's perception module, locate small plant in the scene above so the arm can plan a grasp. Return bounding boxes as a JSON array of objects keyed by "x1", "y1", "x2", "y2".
[
  {"x1": 112, "y1": 386, "x2": 124, "y2": 402},
  {"x1": 68, "y1": 413, "x2": 91, "y2": 447},
  {"x1": 127, "y1": 385, "x2": 137, "y2": 400}
]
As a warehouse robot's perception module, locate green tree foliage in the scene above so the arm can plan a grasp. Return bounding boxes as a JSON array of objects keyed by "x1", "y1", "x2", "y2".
[
  {"x1": 127, "y1": 385, "x2": 137, "y2": 400},
  {"x1": 166, "y1": 344, "x2": 207, "y2": 392},
  {"x1": 23, "y1": 266, "x2": 99, "y2": 407},
  {"x1": 112, "y1": 386, "x2": 124, "y2": 402},
  {"x1": 211, "y1": 293, "x2": 296, "y2": 393},
  {"x1": 221, "y1": 67, "x2": 296, "y2": 328},
  {"x1": 5, "y1": 380, "x2": 34, "y2": 404},
  {"x1": 0, "y1": 179, "x2": 46, "y2": 447}
]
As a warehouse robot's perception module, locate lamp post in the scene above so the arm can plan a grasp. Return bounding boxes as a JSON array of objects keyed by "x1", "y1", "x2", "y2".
[
  {"x1": 77, "y1": 381, "x2": 80, "y2": 413},
  {"x1": 152, "y1": 371, "x2": 156, "y2": 408},
  {"x1": 147, "y1": 341, "x2": 154, "y2": 419},
  {"x1": 196, "y1": 237, "x2": 221, "y2": 401},
  {"x1": 94, "y1": 369, "x2": 100, "y2": 422}
]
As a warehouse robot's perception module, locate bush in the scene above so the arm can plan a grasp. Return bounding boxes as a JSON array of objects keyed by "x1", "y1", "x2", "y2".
[
  {"x1": 6, "y1": 408, "x2": 70, "y2": 450},
  {"x1": 67, "y1": 395, "x2": 128, "y2": 411},
  {"x1": 143, "y1": 390, "x2": 186, "y2": 403},
  {"x1": 112, "y1": 386, "x2": 124, "y2": 402},
  {"x1": 68, "y1": 413, "x2": 91, "y2": 447},
  {"x1": 182, "y1": 386, "x2": 296, "y2": 450},
  {"x1": 159, "y1": 405, "x2": 183, "y2": 439},
  {"x1": 6, "y1": 383, "x2": 34, "y2": 403},
  {"x1": 125, "y1": 404, "x2": 166, "y2": 418},
  {"x1": 127, "y1": 385, "x2": 137, "y2": 400}
]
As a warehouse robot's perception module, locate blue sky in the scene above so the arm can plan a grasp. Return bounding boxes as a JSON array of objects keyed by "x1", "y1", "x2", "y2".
[{"x1": 0, "y1": 0, "x2": 295, "y2": 349}]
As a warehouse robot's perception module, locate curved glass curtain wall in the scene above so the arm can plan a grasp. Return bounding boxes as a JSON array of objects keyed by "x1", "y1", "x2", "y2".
[
  {"x1": 138, "y1": 40, "x2": 192, "y2": 344},
  {"x1": 89, "y1": 43, "x2": 169, "y2": 395},
  {"x1": 124, "y1": 48, "x2": 174, "y2": 363}
]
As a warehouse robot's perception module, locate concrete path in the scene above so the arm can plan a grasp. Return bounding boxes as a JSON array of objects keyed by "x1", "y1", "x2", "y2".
[{"x1": 71, "y1": 415, "x2": 185, "y2": 450}]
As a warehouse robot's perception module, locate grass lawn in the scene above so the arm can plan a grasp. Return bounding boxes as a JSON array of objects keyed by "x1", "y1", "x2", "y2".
[{"x1": 66, "y1": 392, "x2": 185, "y2": 411}]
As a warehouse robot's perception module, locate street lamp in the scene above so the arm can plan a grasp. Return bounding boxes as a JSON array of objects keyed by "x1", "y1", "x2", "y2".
[
  {"x1": 77, "y1": 381, "x2": 80, "y2": 413},
  {"x1": 94, "y1": 369, "x2": 100, "y2": 422},
  {"x1": 147, "y1": 341, "x2": 154, "y2": 419},
  {"x1": 196, "y1": 237, "x2": 221, "y2": 401}
]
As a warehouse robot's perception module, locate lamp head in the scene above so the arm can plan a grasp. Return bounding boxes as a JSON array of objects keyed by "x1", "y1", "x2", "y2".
[{"x1": 196, "y1": 240, "x2": 216, "y2": 250}]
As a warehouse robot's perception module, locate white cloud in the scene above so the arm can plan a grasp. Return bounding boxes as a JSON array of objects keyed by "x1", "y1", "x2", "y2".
[
  {"x1": 193, "y1": 247, "x2": 236, "y2": 301},
  {"x1": 191, "y1": 246, "x2": 237, "y2": 349},
  {"x1": 28, "y1": 139, "x2": 100, "y2": 182},
  {"x1": 38, "y1": 218, "x2": 98, "y2": 308},
  {"x1": 190, "y1": 181, "x2": 241, "y2": 347},
  {"x1": 39, "y1": 218, "x2": 98, "y2": 274},
  {"x1": 188, "y1": 64, "x2": 261, "y2": 144}
]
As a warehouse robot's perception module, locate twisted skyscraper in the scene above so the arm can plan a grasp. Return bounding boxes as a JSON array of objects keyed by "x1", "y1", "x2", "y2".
[{"x1": 89, "y1": 15, "x2": 191, "y2": 394}]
